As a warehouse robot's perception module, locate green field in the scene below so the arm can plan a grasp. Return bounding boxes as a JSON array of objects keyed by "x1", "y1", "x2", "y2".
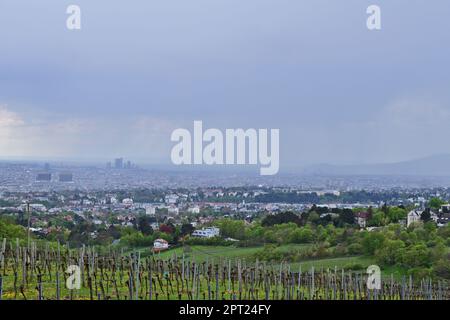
[
  {"x1": 154, "y1": 245, "x2": 265, "y2": 261},
  {"x1": 288, "y1": 256, "x2": 375, "y2": 271},
  {"x1": 136, "y1": 244, "x2": 377, "y2": 272},
  {"x1": 138, "y1": 244, "x2": 413, "y2": 279}
]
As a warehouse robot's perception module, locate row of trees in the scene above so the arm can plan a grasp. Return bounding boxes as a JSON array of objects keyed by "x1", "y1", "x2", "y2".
[
  {"x1": 254, "y1": 190, "x2": 405, "y2": 204},
  {"x1": 215, "y1": 211, "x2": 450, "y2": 279}
]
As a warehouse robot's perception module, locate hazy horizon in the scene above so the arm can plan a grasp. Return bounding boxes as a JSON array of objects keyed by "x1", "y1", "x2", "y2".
[{"x1": 3, "y1": 152, "x2": 450, "y2": 174}]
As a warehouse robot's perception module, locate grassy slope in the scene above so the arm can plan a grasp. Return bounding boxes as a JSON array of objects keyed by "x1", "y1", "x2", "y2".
[
  {"x1": 128, "y1": 244, "x2": 412, "y2": 279},
  {"x1": 136, "y1": 244, "x2": 384, "y2": 273}
]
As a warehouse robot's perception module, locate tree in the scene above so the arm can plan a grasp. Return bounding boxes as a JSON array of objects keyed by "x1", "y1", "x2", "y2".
[
  {"x1": 348, "y1": 243, "x2": 363, "y2": 255},
  {"x1": 180, "y1": 223, "x2": 195, "y2": 236},
  {"x1": 434, "y1": 258, "x2": 450, "y2": 279},
  {"x1": 375, "y1": 239, "x2": 405, "y2": 266},
  {"x1": 361, "y1": 232, "x2": 385, "y2": 255},
  {"x1": 261, "y1": 212, "x2": 301, "y2": 227},
  {"x1": 401, "y1": 244, "x2": 432, "y2": 268},
  {"x1": 306, "y1": 211, "x2": 320, "y2": 224},
  {"x1": 369, "y1": 211, "x2": 387, "y2": 226},
  {"x1": 318, "y1": 214, "x2": 332, "y2": 226},
  {"x1": 0, "y1": 218, "x2": 27, "y2": 240},
  {"x1": 244, "y1": 225, "x2": 265, "y2": 242},
  {"x1": 137, "y1": 216, "x2": 154, "y2": 236},
  {"x1": 159, "y1": 224, "x2": 174, "y2": 235},
  {"x1": 339, "y1": 209, "x2": 355, "y2": 225},
  {"x1": 217, "y1": 219, "x2": 246, "y2": 239},
  {"x1": 420, "y1": 209, "x2": 431, "y2": 222},
  {"x1": 428, "y1": 197, "x2": 444, "y2": 210},
  {"x1": 387, "y1": 207, "x2": 407, "y2": 223},
  {"x1": 289, "y1": 227, "x2": 313, "y2": 244}
]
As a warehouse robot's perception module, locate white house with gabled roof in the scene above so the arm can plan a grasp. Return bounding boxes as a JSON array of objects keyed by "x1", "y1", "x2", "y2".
[{"x1": 407, "y1": 210, "x2": 422, "y2": 227}]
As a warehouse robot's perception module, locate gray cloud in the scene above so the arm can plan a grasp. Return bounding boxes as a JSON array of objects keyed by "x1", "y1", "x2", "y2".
[{"x1": 0, "y1": 0, "x2": 450, "y2": 167}]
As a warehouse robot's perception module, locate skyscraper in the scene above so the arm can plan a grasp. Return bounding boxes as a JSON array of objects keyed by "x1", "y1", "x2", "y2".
[
  {"x1": 36, "y1": 173, "x2": 51, "y2": 181},
  {"x1": 58, "y1": 172, "x2": 73, "y2": 182},
  {"x1": 114, "y1": 158, "x2": 123, "y2": 169}
]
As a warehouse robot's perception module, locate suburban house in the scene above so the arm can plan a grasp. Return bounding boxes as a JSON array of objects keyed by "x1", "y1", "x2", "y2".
[
  {"x1": 145, "y1": 205, "x2": 156, "y2": 215},
  {"x1": 431, "y1": 211, "x2": 439, "y2": 223},
  {"x1": 122, "y1": 198, "x2": 133, "y2": 208},
  {"x1": 188, "y1": 206, "x2": 200, "y2": 214},
  {"x1": 168, "y1": 205, "x2": 179, "y2": 215},
  {"x1": 192, "y1": 227, "x2": 220, "y2": 238},
  {"x1": 440, "y1": 204, "x2": 450, "y2": 213},
  {"x1": 407, "y1": 209, "x2": 440, "y2": 227},
  {"x1": 153, "y1": 239, "x2": 169, "y2": 252},
  {"x1": 355, "y1": 211, "x2": 371, "y2": 228},
  {"x1": 437, "y1": 213, "x2": 450, "y2": 227},
  {"x1": 407, "y1": 210, "x2": 422, "y2": 227}
]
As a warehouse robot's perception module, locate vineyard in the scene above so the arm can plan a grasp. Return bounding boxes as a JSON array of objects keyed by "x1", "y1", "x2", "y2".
[{"x1": 0, "y1": 239, "x2": 448, "y2": 300}]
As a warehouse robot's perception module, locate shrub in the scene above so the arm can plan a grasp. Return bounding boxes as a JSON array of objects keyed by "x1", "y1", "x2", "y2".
[
  {"x1": 433, "y1": 259, "x2": 450, "y2": 279},
  {"x1": 347, "y1": 243, "x2": 363, "y2": 255},
  {"x1": 408, "y1": 267, "x2": 433, "y2": 280}
]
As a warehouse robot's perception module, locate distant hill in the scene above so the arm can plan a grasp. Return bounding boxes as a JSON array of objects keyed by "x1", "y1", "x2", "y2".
[{"x1": 302, "y1": 154, "x2": 450, "y2": 176}]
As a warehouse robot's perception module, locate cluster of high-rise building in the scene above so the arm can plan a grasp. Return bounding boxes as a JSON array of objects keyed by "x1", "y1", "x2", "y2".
[
  {"x1": 36, "y1": 172, "x2": 73, "y2": 182},
  {"x1": 34, "y1": 163, "x2": 73, "y2": 183},
  {"x1": 105, "y1": 158, "x2": 136, "y2": 169}
]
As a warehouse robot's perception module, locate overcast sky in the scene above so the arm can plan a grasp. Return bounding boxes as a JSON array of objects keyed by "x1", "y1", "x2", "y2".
[{"x1": 1, "y1": 0, "x2": 450, "y2": 168}]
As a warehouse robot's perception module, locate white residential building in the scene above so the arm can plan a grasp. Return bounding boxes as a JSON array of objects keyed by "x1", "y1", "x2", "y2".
[
  {"x1": 165, "y1": 194, "x2": 179, "y2": 204},
  {"x1": 408, "y1": 209, "x2": 440, "y2": 227},
  {"x1": 168, "y1": 206, "x2": 179, "y2": 215},
  {"x1": 192, "y1": 227, "x2": 220, "y2": 238},
  {"x1": 431, "y1": 212, "x2": 439, "y2": 223},
  {"x1": 145, "y1": 205, "x2": 156, "y2": 215},
  {"x1": 188, "y1": 206, "x2": 200, "y2": 214},
  {"x1": 150, "y1": 222, "x2": 159, "y2": 231},
  {"x1": 21, "y1": 203, "x2": 47, "y2": 213},
  {"x1": 122, "y1": 198, "x2": 133, "y2": 207},
  {"x1": 407, "y1": 210, "x2": 422, "y2": 227},
  {"x1": 153, "y1": 239, "x2": 169, "y2": 251}
]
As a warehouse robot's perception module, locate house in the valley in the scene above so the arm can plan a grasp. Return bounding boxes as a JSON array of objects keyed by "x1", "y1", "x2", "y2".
[
  {"x1": 355, "y1": 211, "x2": 371, "y2": 228},
  {"x1": 192, "y1": 227, "x2": 220, "y2": 238},
  {"x1": 440, "y1": 204, "x2": 450, "y2": 214},
  {"x1": 153, "y1": 239, "x2": 169, "y2": 252},
  {"x1": 407, "y1": 210, "x2": 422, "y2": 227}
]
